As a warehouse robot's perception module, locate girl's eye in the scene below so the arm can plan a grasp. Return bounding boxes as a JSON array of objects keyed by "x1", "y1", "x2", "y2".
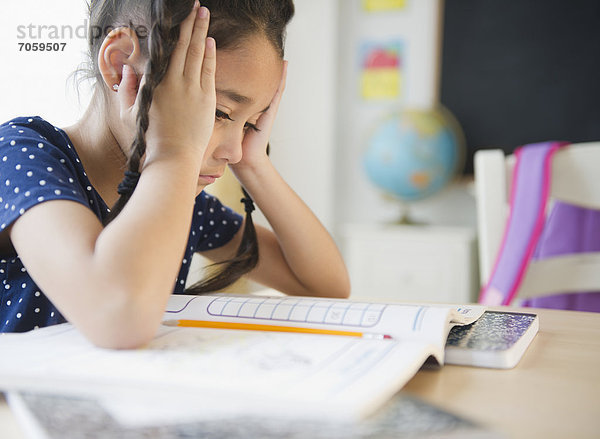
[
  {"x1": 244, "y1": 122, "x2": 260, "y2": 133},
  {"x1": 215, "y1": 109, "x2": 260, "y2": 133},
  {"x1": 215, "y1": 109, "x2": 232, "y2": 122}
]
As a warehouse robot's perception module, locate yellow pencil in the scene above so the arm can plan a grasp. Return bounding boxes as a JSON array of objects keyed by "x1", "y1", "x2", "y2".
[{"x1": 163, "y1": 319, "x2": 393, "y2": 339}]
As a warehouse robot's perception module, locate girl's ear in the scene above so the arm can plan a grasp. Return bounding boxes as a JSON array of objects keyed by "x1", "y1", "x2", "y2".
[{"x1": 98, "y1": 27, "x2": 144, "y2": 93}]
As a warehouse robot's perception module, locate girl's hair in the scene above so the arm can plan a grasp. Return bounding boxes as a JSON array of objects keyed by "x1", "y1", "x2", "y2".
[{"x1": 82, "y1": 0, "x2": 295, "y2": 293}]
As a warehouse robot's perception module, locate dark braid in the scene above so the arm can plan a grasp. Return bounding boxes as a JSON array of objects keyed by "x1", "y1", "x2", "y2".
[
  {"x1": 105, "y1": 0, "x2": 195, "y2": 223},
  {"x1": 187, "y1": 145, "x2": 270, "y2": 293},
  {"x1": 81, "y1": 0, "x2": 295, "y2": 294}
]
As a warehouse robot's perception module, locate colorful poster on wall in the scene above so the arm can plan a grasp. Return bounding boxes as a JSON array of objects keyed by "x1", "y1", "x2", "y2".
[
  {"x1": 360, "y1": 41, "x2": 404, "y2": 100},
  {"x1": 362, "y1": 0, "x2": 407, "y2": 12}
]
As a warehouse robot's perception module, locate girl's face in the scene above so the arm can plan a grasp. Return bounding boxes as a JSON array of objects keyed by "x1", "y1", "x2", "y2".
[{"x1": 196, "y1": 35, "x2": 284, "y2": 191}]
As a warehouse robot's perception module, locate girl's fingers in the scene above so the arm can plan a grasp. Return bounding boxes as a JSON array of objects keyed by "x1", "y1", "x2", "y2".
[
  {"x1": 255, "y1": 61, "x2": 288, "y2": 130},
  {"x1": 117, "y1": 64, "x2": 139, "y2": 109},
  {"x1": 132, "y1": 72, "x2": 148, "y2": 113},
  {"x1": 270, "y1": 61, "x2": 288, "y2": 112},
  {"x1": 167, "y1": 0, "x2": 200, "y2": 78},
  {"x1": 184, "y1": 6, "x2": 211, "y2": 81},
  {"x1": 200, "y1": 37, "x2": 216, "y2": 91}
]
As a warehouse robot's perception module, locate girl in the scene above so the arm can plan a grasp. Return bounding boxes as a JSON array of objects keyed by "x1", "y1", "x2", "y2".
[{"x1": 0, "y1": 0, "x2": 350, "y2": 347}]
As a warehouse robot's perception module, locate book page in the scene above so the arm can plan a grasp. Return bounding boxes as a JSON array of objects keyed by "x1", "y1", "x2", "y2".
[
  {"x1": 165, "y1": 294, "x2": 484, "y2": 351},
  {"x1": 0, "y1": 323, "x2": 436, "y2": 421}
]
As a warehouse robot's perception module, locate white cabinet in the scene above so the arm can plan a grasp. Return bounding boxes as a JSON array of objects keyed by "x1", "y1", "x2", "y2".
[{"x1": 339, "y1": 224, "x2": 479, "y2": 304}]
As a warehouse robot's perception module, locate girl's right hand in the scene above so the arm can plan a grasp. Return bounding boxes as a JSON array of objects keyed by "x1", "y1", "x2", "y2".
[{"x1": 143, "y1": 1, "x2": 216, "y2": 168}]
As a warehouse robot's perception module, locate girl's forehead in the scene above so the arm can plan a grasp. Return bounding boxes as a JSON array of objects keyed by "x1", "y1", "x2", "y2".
[{"x1": 214, "y1": 37, "x2": 283, "y2": 110}]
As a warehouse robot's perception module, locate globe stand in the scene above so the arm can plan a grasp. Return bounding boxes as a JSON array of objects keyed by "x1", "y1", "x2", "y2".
[
  {"x1": 381, "y1": 193, "x2": 424, "y2": 225},
  {"x1": 395, "y1": 201, "x2": 423, "y2": 225}
]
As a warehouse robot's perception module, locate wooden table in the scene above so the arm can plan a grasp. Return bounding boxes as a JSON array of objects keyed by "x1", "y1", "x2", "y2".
[
  {"x1": 404, "y1": 307, "x2": 600, "y2": 438},
  {"x1": 1, "y1": 307, "x2": 599, "y2": 438}
]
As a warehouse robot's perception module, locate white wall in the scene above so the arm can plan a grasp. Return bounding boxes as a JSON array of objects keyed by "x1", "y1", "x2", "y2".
[
  {"x1": 267, "y1": 0, "x2": 339, "y2": 231},
  {"x1": 0, "y1": 1, "x2": 93, "y2": 127}
]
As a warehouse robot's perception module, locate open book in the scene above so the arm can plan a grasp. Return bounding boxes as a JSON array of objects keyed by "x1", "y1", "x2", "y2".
[
  {"x1": 0, "y1": 293, "x2": 535, "y2": 423},
  {"x1": 165, "y1": 294, "x2": 538, "y2": 369}
]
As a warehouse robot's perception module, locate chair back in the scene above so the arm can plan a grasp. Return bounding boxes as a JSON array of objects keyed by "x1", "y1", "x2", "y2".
[{"x1": 474, "y1": 142, "x2": 600, "y2": 306}]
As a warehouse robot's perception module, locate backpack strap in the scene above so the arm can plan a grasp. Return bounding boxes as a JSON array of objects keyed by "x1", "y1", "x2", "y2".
[{"x1": 479, "y1": 141, "x2": 569, "y2": 305}]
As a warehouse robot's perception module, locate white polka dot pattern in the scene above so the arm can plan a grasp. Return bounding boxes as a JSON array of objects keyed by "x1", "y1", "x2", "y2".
[
  {"x1": 174, "y1": 193, "x2": 243, "y2": 293},
  {"x1": 0, "y1": 116, "x2": 243, "y2": 333}
]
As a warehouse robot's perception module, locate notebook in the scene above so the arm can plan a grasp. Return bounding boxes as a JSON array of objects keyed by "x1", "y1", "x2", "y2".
[
  {"x1": 0, "y1": 293, "x2": 537, "y2": 423},
  {"x1": 445, "y1": 311, "x2": 539, "y2": 368}
]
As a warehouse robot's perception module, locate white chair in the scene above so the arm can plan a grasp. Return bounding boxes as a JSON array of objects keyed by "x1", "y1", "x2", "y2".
[{"x1": 474, "y1": 142, "x2": 600, "y2": 302}]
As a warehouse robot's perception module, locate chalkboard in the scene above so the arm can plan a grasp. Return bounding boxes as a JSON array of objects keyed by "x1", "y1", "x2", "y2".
[{"x1": 440, "y1": 0, "x2": 600, "y2": 174}]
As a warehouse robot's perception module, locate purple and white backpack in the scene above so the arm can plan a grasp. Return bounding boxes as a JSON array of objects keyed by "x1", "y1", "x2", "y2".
[{"x1": 479, "y1": 141, "x2": 600, "y2": 312}]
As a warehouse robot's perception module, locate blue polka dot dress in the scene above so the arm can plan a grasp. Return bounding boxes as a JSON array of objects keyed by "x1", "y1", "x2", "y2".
[{"x1": 0, "y1": 116, "x2": 243, "y2": 333}]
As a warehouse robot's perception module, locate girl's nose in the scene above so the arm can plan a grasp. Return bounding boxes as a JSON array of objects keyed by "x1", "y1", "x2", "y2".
[{"x1": 213, "y1": 129, "x2": 243, "y2": 164}]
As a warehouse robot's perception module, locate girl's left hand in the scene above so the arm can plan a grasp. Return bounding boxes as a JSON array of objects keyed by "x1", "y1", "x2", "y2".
[{"x1": 230, "y1": 61, "x2": 288, "y2": 173}]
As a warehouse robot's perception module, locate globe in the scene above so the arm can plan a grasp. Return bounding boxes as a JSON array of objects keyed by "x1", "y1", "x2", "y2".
[{"x1": 363, "y1": 107, "x2": 465, "y2": 214}]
